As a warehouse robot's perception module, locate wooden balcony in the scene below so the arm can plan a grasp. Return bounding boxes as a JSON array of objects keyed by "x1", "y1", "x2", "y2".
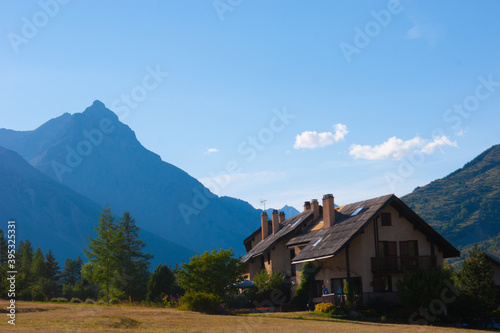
[{"x1": 371, "y1": 255, "x2": 437, "y2": 273}]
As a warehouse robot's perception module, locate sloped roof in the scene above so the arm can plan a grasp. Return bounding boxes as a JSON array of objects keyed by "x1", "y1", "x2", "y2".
[
  {"x1": 241, "y1": 210, "x2": 313, "y2": 263},
  {"x1": 289, "y1": 194, "x2": 460, "y2": 264}
]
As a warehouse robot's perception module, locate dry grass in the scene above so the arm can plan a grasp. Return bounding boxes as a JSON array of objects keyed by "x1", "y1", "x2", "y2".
[{"x1": 0, "y1": 300, "x2": 483, "y2": 332}]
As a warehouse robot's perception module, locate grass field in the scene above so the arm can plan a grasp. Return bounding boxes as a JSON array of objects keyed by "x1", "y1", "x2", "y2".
[{"x1": 0, "y1": 300, "x2": 486, "y2": 332}]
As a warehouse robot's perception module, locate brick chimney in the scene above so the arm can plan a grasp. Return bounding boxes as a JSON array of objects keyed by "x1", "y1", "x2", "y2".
[
  {"x1": 323, "y1": 194, "x2": 335, "y2": 228},
  {"x1": 272, "y1": 209, "x2": 279, "y2": 234},
  {"x1": 261, "y1": 212, "x2": 269, "y2": 239},
  {"x1": 303, "y1": 201, "x2": 311, "y2": 212},
  {"x1": 311, "y1": 199, "x2": 320, "y2": 221},
  {"x1": 279, "y1": 211, "x2": 285, "y2": 223}
]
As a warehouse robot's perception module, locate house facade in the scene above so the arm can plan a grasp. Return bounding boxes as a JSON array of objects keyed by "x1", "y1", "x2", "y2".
[{"x1": 242, "y1": 194, "x2": 460, "y2": 306}]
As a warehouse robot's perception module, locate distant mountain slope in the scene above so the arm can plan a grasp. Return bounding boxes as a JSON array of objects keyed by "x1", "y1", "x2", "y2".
[
  {"x1": 264, "y1": 205, "x2": 300, "y2": 218},
  {"x1": 0, "y1": 146, "x2": 195, "y2": 266},
  {"x1": 0, "y1": 101, "x2": 261, "y2": 254},
  {"x1": 402, "y1": 144, "x2": 500, "y2": 256}
]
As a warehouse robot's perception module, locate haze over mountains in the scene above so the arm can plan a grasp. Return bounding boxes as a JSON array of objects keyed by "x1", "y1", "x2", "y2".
[
  {"x1": 0, "y1": 101, "x2": 298, "y2": 264},
  {"x1": 0, "y1": 101, "x2": 498, "y2": 265}
]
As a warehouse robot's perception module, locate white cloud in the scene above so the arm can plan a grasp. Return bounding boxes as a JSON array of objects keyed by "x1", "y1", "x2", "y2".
[
  {"x1": 204, "y1": 148, "x2": 219, "y2": 155},
  {"x1": 294, "y1": 123, "x2": 348, "y2": 149},
  {"x1": 349, "y1": 135, "x2": 457, "y2": 160},
  {"x1": 406, "y1": 25, "x2": 422, "y2": 39}
]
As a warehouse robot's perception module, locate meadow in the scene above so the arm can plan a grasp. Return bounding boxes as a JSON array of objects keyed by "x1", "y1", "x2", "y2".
[{"x1": 0, "y1": 300, "x2": 485, "y2": 332}]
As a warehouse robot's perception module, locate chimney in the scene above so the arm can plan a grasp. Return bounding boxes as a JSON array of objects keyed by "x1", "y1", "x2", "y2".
[
  {"x1": 311, "y1": 199, "x2": 320, "y2": 221},
  {"x1": 279, "y1": 211, "x2": 285, "y2": 223},
  {"x1": 272, "y1": 209, "x2": 279, "y2": 234},
  {"x1": 303, "y1": 201, "x2": 311, "y2": 212},
  {"x1": 261, "y1": 212, "x2": 269, "y2": 239},
  {"x1": 323, "y1": 194, "x2": 335, "y2": 228}
]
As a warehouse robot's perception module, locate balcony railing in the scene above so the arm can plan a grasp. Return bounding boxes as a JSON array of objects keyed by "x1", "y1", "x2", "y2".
[{"x1": 371, "y1": 255, "x2": 437, "y2": 273}]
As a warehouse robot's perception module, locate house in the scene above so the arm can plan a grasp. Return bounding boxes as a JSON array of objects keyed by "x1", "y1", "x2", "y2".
[{"x1": 242, "y1": 193, "x2": 460, "y2": 306}]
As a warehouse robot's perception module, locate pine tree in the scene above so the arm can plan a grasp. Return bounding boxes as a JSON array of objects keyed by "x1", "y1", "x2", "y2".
[
  {"x1": 45, "y1": 250, "x2": 60, "y2": 283},
  {"x1": 17, "y1": 240, "x2": 34, "y2": 300},
  {"x1": 32, "y1": 247, "x2": 47, "y2": 280},
  {"x1": 457, "y1": 244, "x2": 496, "y2": 325},
  {"x1": 83, "y1": 206, "x2": 123, "y2": 304},
  {"x1": 116, "y1": 211, "x2": 152, "y2": 301},
  {"x1": 61, "y1": 257, "x2": 83, "y2": 286},
  {"x1": 146, "y1": 264, "x2": 176, "y2": 302}
]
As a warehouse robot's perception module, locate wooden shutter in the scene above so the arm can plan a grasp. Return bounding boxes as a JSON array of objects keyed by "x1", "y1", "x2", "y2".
[
  {"x1": 387, "y1": 241, "x2": 397, "y2": 256},
  {"x1": 400, "y1": 241, "x2": 409, "y2": 256}
]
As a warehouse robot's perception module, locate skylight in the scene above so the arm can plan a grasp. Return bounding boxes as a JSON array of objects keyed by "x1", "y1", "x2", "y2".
[
  {"x1": 290, "y1": 217, "x2": 303, "y2": 228},
  {"x1": 312, "y1": 237, "x2": 323, "y2": 246},
  {"x1": 351, "y1": 206, "x2": 364, "y2": 216}
]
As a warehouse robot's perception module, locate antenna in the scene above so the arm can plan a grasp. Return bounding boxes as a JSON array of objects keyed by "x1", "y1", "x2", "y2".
[{"x1": 260, "y1": 199, "x2": 267, "y2": 211}]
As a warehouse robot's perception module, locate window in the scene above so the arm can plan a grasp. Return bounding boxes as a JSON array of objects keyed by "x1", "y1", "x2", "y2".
[
  {"x1": 312, "y1": 280, "x2": 323, "y2": 297},
  {"x1": 373, "y1": 275, "x2": 392, "y2": 292},
  {"x1": 381, "y1": 212, "x2": 392, "y2": 226},
  {"x1": 351, "y1": 206, "x2": 363, "y2": 216},
  {"x1": 400, "y1": 240, "x2": 419, "y2": 256},
  {"x1": 378, "y1": 241, "x2": 397, "y2": 256},
  {"x1": 400, "y1": 240, "x2": 419, "y2": 269}
]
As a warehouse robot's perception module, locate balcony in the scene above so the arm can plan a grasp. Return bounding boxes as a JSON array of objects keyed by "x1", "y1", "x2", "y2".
[{"x1": 371, "y1": 255, "x2": 437, "y2": 273}]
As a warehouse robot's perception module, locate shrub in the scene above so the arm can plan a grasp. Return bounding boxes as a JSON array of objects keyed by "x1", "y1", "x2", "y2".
[
  {"x1": 315, "y1": 302, "x2": 335, "y2": 313},
  {"x1": 85, "y1": 299, "x2": 95, "y2": 304},
  {"x1": 179, "y1": 291, "x2": 221, "y2": 314},
  {"x1": 97, "y1": 300, "x2": 106, "y2": 305},
  {"x1": 110, "y1": 297, "x2": 121, "y2": 305},
  {"x1": 70, "y1": 298, "x2": 82, "y2": 303},
  {"x1": 51, "y1": 297, "x2": 68, "y2": 303}
]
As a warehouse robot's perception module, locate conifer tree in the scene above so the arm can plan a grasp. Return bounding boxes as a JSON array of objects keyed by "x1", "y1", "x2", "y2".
[
  {"x1": 45, "y1": 250, "x2": 60, "y2": 283},
  {"x1": 83, "y1": 206, "x2": 123, "y2": 304},
  {"x1": 457, "y1": 244, "x2": 496, "y2": 325},
  {"x1": 146, "y1": 264, "x2": 176, "y2": 302},
  {"x1": 32, "y1": 247, "x2": 47, "y2": 280},
  {"x1": 61, "y1": 257, "x2": 83, "y2": 286},
  {"x1": 116, "y1": 211, "x2": 152, "y2": 301}
]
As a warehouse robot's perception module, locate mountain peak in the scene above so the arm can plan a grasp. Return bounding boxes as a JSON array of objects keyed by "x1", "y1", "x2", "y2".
[{"x1": 82, "y1": 100, "x2": 118, "y2": 122}]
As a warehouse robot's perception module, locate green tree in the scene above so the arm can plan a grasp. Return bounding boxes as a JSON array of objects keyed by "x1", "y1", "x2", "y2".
[
  {"x1": 177, "y1": 249, "x2": 244, "y2": 299},
  {"x1": 116, "y1": 211, "x2": 152, "y2": 301},
  {"x1": 17, "y1": 239, "x2": 34, "y2": 299},
  {"x1": 397, "y1": 267, "x2": 454, "y2": 315},
  {"x1": 83, "y1": 206, "x2": 123, "y2": 304},
  {"x1": 456, "y1": 244, "x2": 496, "y2": 326},
  {"x1": 45, "y1": 250, "x2": 60, "y2": 283},
  {"x1": 0, "y1": 228, "x2": 7, "y2": 264},
  {"x1": 32, "y1": 247, "x2": 47, "y2": 280},
  {"x1": 146, "y1": 264, "x2": 176, "y2": 302},
  {"x1": 61, "y1": 257, "x2": 83, "y2": 286}
]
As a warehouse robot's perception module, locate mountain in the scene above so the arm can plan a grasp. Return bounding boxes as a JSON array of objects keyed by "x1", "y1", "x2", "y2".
[
  {"x1": 0, "y1": 146, "x2": 195, "y2": 266},
  {"x1": 402, "y1": 144, "x2": 500, "y2": 258},
  {"x1": 264, "y1": 205, "x2": 300, "y2": 218},
  {"x1": 0, "y1": 101, "x2": 261, "y2": 255}
]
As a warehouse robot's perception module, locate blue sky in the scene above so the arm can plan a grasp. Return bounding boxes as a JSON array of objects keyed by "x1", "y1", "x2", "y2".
[{"x1": 1, "y1": 0, "x2": 499, "y2": 210}]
